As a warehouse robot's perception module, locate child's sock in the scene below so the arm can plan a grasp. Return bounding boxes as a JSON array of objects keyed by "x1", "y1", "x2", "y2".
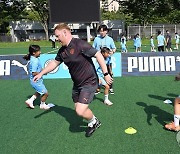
[
  {"x1": 40, "y1": 101, "x2": 45, "y2": 105},
  {"x1": 174, "y1": 115, "x2": 180, "y2": 127},
  {"x1": 104, "y1": 94, "x2": 109, "y2": 101},
  {"x1": 29, "y1": 95, "x2": 37, "y2": 102}
]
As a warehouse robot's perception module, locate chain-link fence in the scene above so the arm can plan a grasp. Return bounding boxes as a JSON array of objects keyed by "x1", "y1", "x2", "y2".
[{"x1": 127, "y1": 24, "x2": 180, "y2": 39}]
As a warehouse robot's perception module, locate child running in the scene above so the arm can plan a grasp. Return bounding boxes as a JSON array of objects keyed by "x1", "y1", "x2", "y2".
[
  {"x1": 96, "y1": 47, "x2": 113, "y2": 106},
  {"x1": 24, "y1": 45, "x2": 50, "y2": 110},
  {"x1": 150, "y1": 36, "x2": 156, "y2": 52}
]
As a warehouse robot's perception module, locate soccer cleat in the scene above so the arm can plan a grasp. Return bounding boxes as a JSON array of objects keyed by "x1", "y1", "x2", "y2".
[
  {"x1": 165, "y1": 122, "x2": 180, "y2": 132},
  {"x1": 85, "y1": 118, "x2": 101, "y2": 137},
  {"x1": 95, "y1": 91, "x2": 100, "y2": 95},
  {"x1": 109, "y1": 88, "x2": 114, "y2": 94},
  {"x1": 40, "y1": 103, "x2": 50, "y2": 110},
  {"x1": 104, "y1": 99, "x2": 113, "y2": 106},
  {"x1": 25, "y1": 99, "x2": 34, "y2": 109}
]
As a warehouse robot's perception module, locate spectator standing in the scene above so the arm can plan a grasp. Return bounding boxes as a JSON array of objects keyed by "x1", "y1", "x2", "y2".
[
  {"x1": 50, "y1": 34, "x2": 56, "y2": 49},
  {"x1": 157, "y1": 30, "x2": 166, "y2": 52},
  {"x1": 165, "y1": 30, "x2": 172, "y2": 52}
]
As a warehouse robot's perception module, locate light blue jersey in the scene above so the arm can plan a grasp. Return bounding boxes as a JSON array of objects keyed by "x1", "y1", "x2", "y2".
[
  {"x1": 136, "y1": 37, "x2": 141, "y2": 48},
  {"x1": 121, "y1": 41, "x2": 127, "y2": 52},
  {"x1": 157, "y1": 35, "x2": 165, "y2": 46},
  {"x1": 29, "y1": 56, "x2": 42, "y2": 80},
  {"x1": 29, "y1": 56, "x2": 47, "y2": 95},
  {"x1": 175, "y1": 34, "x2": 179, "y2": 44},
  {"x1": 96, "y1": 57, "x2": 111, "y2": 86},
  {"x1": 93, "y1": 35, "x2": 116, "y2": 51},
  {"x1": 150, "y1": 38, "x2": 155, "y2": 47}
]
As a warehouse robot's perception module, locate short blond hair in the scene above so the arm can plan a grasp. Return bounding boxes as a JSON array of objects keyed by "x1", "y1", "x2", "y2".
[{"x1": 54, "y1": 23, "x2": 71, "y2": 31}]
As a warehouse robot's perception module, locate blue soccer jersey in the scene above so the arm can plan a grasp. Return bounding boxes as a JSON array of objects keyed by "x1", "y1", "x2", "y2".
[
  {"x1": 29, "y1": 56, "x2": 47, "y2": 95},
  {"x1": 29, "y1": 56, "x2": 42, "y2": 80},
  {"x1": 93, "y1": 35, "x2": 116, "y2": 51},
  {"x1": 157, "y1": 35, "x2": 165, "y2": 46}
]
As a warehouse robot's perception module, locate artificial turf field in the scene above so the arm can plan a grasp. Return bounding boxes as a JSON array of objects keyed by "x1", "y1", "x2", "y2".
[
  {"x1": 0, "y1": 42, "x2": 180, "y2": 153},
  {"x1": 0, "y1": 76, "x2": 180, "y2": 153}
]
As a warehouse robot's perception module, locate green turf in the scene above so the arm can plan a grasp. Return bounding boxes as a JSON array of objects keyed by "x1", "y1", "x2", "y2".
[
  {"x1": 0, "y1": 40, "x2": 179, "y2": 55},
  {"x1": 0, "y1": 76, "x2": 180, "y2": 154}
]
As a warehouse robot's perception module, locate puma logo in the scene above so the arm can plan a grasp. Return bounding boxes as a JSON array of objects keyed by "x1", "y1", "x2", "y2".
[
  {"x1": 11, "y1": 60, "x2": 29, "y2": 74},
  {"x1": 83, "y1": 98, "x2": 88, "y2": 102}
]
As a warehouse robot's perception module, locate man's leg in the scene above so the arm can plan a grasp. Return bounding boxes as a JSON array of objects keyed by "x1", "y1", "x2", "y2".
[
  {"x1": 174, "y1": 97, "x2": 180, "y2": 128},
  {"x1": 75, "y1": 103, "x2": 101, "y2": 137}
]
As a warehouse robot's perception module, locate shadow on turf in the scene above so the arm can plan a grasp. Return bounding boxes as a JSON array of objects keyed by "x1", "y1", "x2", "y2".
[
  {"x1": 136, "y1": 102, "x2": 173, "y2": 126},
  {"x1": 34, "y1": 104, "x2": 87, "y2": 133}
]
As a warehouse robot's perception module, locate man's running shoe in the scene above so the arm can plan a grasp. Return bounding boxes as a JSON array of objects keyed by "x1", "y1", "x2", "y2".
[{"x1": 85, "y1": 118, "x2": 101, "y2": 137}]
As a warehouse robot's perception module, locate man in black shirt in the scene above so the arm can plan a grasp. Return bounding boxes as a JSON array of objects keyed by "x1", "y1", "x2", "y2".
[
  {"x1": 34, "y1": 23, "x2": 113, "y2": 137},
  {"x1": 165, "y1": 30, "x2": 172, "y2": 52}
]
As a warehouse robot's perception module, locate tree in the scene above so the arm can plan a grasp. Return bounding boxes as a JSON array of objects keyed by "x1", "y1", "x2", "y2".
[
  {"x1": 0, "y1": 0, "x2": 27, "y2": 33},
  {"x1": 120, "y1": 0, "x2": 180, "y2": 26},
  {"x1": 27, "y1": 0, "x2": 49, "y2": 40}
]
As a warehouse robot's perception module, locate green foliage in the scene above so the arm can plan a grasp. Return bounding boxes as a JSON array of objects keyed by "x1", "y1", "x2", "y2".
[
  {"x1": 0, "y1": 0, "x2": 27, "y2": 33},
  {"x1": 119, "y1": 0, "x2": 180, "y2": 25},
  {"x1": 167, "y1": 10, "x2": 180, "y2": 24}
]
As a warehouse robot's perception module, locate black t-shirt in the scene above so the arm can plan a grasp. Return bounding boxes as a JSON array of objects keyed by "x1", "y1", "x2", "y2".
[
  {"x1": 166, "y1": 34, "x2": 171, "y2": 44},
  {"x1": 55, "y1": 38, "x2": 98, "y2": 87}
]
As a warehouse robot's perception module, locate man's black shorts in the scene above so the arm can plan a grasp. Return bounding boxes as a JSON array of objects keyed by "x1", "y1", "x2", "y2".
[{"x1": 72, "y1": 84, "x2": 98, "y2": 104}]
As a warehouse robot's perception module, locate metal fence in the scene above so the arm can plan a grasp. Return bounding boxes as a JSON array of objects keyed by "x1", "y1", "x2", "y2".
[{"x1": 127, "y1": 24, "x2": 180, "y2": 39}]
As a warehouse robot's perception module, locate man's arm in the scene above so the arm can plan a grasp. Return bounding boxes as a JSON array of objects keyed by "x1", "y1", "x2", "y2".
[
  {"x1": 94, "y1": 51, "x2": 113, "y2": 85},
  {"x1": 33, "y1": 60, "x2": 61, "y2": 81}
]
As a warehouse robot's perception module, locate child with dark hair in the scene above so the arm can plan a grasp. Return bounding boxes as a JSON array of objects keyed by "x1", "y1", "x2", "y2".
[
  {"x1": 23, "y1": 45, "x2": 50, "y2": 110},
  {"x1": 96, "y1": 47, "x2": 113, "y2": 106},
  {"x1": 121, "y1": 38, "x2": 127, "y2": 53}
]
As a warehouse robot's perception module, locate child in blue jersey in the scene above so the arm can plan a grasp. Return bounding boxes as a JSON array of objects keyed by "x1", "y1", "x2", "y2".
[
  {"x1": 96, "y1": 47, "x2": 113, "y2": 106},
  {"x1": 133, "y1": 35, "x2": 137, "y2": 50},
  {"x1": 93, "y1": 25, "x2": 116, "y2": 95},
  {"x1": 23, "y1": 45, "x2": 50, "y2": 110},
  {"x1": 150, "y1": 36, "x2": 156, "y2": 52},
  {"x1": 135, "y1": 33, "x2": 141, "y2": 52},
  {"x1": 121, "y1": 38, "x2": 127, "y2": 53},
  {"x1": 174, "y1": 32, "x2": 179, "y2": 50}
]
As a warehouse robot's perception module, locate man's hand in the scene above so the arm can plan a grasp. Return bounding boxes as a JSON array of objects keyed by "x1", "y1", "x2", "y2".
[
  {"x1": 33, "y1": 73, "x2": 42, "y2": 82},
  {"x1": 104, "y1": 74, "x2": 113, "y2": 85}
]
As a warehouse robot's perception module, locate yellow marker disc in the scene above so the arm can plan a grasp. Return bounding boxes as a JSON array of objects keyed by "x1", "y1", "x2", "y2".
[{"x1": 125, "y1": 127, "x2": 137, "y2": 134}]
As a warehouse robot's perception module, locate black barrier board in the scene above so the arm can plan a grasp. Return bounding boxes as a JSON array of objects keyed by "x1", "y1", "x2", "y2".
[
  {"x1": 122, "y1": 52, "x2": 180, "y2": 76},
  {"x1": 0, "y1": 55, "x2": 29, "y2": 80},
  {"x1": 49, "y1": 0, "x2": 100, "y2": 23}
]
